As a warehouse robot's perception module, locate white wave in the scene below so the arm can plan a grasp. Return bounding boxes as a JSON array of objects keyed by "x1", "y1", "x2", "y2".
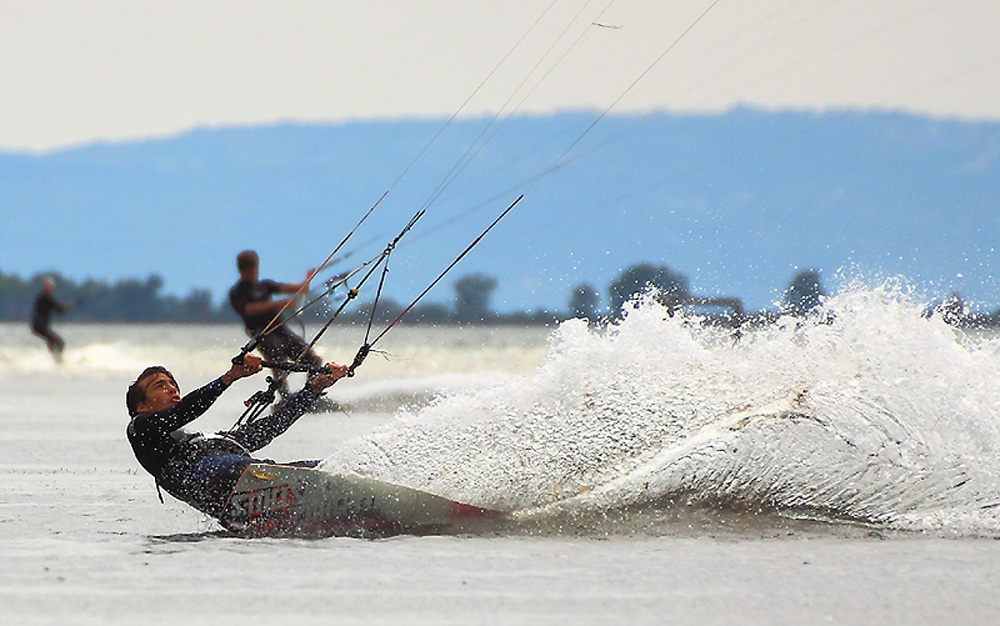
[
  {"x1": 321, "y1": 282, "x2": 1000, "y2": 534},
  {"x1": 0, "y1": 323, "x2": 547, "y2": 388},
  {"x1": 334, "y1": 372, "x2": 515, "y2": 413}
]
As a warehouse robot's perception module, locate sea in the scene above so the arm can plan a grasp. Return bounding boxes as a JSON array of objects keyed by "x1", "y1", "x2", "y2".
[{"x1": 3, "y1": 284, "x2": 1000, "y2": 625}]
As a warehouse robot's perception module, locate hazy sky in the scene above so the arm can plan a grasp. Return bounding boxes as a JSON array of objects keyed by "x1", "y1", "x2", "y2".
[{"x1": 2, "y1": 0, "x2": 998, "y2": 153}]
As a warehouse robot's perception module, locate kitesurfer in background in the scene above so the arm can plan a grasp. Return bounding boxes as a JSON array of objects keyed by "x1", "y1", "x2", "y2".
[
  {"x1": 30, "y1": 276, "x2": 71, "y2": 362},
  {"x1": 125, "y1": 354, "x2": 349, "y2": 518},
  {"x1": 228, "y1": 249, "x2": 323, "y2": 397}
]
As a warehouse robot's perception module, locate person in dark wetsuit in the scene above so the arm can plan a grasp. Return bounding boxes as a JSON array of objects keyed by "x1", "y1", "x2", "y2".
[
  {"x1": 31, "y1": 276, "x2": 71, "y2": 361},
  {"x1": 125, "y1": 353, "x2": 349, "y2": 518},
  {"x1": 228, "y1": 250, "x2": 322, "y2": 397}
]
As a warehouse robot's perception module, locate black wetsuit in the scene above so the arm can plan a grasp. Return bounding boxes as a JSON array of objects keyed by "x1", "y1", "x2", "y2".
[
  {"x1": 127, "y1": 377, "x2": 323, "y2": 517},
  {"x1": 229, "y1": 278, "x2": 322, "y2": 370},
  {"x1": 31, "y1": 292, "x2": 67, "y2": 356}
]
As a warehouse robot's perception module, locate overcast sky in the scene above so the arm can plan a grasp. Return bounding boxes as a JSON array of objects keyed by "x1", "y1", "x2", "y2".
[{"x1": 2, "y1": 0, "x2": 998, "y2": 153}]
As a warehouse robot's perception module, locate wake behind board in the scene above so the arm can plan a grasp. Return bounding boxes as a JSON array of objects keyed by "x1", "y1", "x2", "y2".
[{"x1": 218, "y1": 463, "x2": 501, "y2": 538}]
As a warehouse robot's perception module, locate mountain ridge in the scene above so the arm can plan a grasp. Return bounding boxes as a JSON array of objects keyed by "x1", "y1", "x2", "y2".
[{"x1": 2, "y1": 107, "x2": 997, "y2": 313}]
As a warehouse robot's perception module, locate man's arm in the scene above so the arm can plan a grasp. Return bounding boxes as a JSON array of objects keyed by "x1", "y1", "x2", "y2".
[
  {"x1": 226, "y1": 361, "x2": 349, "y2": 452},
  {"x1": 135, "y1": 379, "x2": 225, "y2": 433},
  {"x1": 275, "y1": 268, "x2": 315, "y2": 295},
  {"x1": 242, "y1": 296, "x2": 295, "y2": 319},
  {"x1": 133, "y1": 356, "x2": 263, "y2": 436},
  {"x1": 239, "y1": 273, "x2": 312, "y2": 319},
  {"x1": 221, "y1": 354, "x2": 263, "y2": 386}
]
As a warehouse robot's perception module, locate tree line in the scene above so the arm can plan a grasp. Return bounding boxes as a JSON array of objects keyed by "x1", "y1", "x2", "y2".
[
  {"x1": 4, "y1": 264, "x2": 989, "y2": 327},
  {"x1": 0, "y1": 272, "x2": 226, "y2": 323},
  {"x1": 0, "y1": 270, "x2": 556, "y2": 325}
]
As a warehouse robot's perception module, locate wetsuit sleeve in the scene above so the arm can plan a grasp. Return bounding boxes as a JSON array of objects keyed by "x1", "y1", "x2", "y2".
[
  {"x1": 130, "y1": 378, "x2": 228, "y2": 440},
  {"x1": 227, "y1": 386, "x2": 324, "y2": 452}
]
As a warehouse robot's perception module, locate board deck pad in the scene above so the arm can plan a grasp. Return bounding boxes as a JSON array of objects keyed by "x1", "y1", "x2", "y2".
[{"x1": 218, "y1": 463, "x2": 500, "y2": 538}]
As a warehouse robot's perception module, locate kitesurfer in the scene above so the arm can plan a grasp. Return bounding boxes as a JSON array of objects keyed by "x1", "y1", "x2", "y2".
[
  {"x1": 30, "y1": 276, "x2": 71, "y2": 362},
  {"x1": 228, "y1": 249, "x2": 323, "y2": 396},
  {"x1": 125, "y1": 354, "x2": 350, "y2": 518}
]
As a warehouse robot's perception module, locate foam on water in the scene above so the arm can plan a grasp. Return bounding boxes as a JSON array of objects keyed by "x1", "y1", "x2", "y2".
[
  {"x1": 0, "y1": 323, "x2": 546, "y2": 388},
  {"x1": 0, "y1": 324, "x2": 240, "y2": 378},
  {"x1": 320, "y1": 284, "x2": 1000, "y2": 535}
]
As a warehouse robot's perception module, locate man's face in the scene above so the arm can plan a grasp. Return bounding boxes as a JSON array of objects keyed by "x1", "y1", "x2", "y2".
[{"x1": 135, "y1": 372, "x2": 181, "y2": 413}]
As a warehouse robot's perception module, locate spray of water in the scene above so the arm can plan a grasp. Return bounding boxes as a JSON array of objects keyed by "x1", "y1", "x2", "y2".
[{"x1": 321, "y1": 281, "x2": 1000, "y2": 535}]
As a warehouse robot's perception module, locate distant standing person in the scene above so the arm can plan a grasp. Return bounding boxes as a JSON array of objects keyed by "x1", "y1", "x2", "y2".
[
  {"x1": 31, "y1": 276, "x2": 71, "y2": 361},
  {"x1": 228, "y1": 250, "x2": 323, "y2": 396}
]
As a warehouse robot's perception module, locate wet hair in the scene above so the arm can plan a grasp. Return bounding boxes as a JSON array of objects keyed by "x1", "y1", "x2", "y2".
[
  {"x1": 126, "y1": 366, "x2": 179, "y2": 417},
  {"x1": 236, "y1": 250, "x2": 259, "y2": 272}
]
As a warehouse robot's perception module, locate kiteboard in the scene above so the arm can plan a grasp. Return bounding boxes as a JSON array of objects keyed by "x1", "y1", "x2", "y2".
[{"x1": 218, "y1": 463, "x2": 501, "y2": 538}]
